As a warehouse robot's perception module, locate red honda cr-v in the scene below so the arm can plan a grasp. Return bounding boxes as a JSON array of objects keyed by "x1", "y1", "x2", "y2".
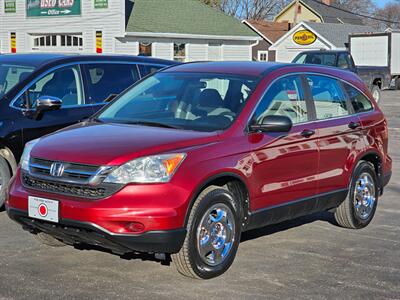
[{"x1": 6, "y1": 62, "x2": 392, "y2": 279}]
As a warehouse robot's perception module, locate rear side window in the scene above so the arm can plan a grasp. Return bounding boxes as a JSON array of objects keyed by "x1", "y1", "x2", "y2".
[
  {"x1": 306, "y1": 75, "x2": 350, "y2": 120},
  {"x1": 138, "y1": 64, "x2": 164, "y2": 77},
  {"x1": 343, "y1": 84, "x2": 373, "y2": 113},
  {"x1": 254, "y1": 75, "x2": 308, "y2": 125},
  {"x1": 82, "y1": 64, "x2": 139, "y2": 103}
]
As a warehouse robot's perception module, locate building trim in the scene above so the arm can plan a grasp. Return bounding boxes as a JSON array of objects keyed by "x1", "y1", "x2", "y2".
[
  {"x1": 269, "y1": 21, "x2": 337, "y2": 50},
  {"x1": 241, "y1": 20, "x2": 274, "y2": 44},
  {"x1": 125, "y1": 31, "x2": 261, "y2": 41},
  {"x1": 273, "y1": 0, "x2": 323, "y2": 23}
]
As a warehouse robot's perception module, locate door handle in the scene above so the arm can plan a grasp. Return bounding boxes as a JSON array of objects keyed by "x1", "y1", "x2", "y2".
[
  {"x1": 300, "y1": 129, "x2": 316, "y2": 138},
  {"x1": 348, "y1": 122, "x2": 361, "y2": 130}
]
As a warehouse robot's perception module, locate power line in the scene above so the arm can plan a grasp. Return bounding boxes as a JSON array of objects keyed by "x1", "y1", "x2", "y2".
[{"x1": 307, "y1": 0, "x2": 400, "y2": 25}]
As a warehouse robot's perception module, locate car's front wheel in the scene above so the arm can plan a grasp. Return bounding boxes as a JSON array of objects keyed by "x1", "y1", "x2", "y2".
[
  {"x1": 335, "y1": 161, "x2": 378, "y2": 229},
  {"x1": 0, "y1": 156, "x2": 11, "y2": 208},
  {"x1": 173, "y1": 186, "x2": 241, "y2": 279}
]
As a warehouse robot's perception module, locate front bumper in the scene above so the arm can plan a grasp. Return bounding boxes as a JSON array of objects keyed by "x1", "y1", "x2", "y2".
[{"x1": 7, "y1": 208, "x2": 186, "y2": 254}]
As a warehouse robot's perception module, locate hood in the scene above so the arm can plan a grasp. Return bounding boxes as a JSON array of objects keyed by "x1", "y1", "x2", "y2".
[{"x1": 31, "y1": 122, "x2": 219, "y2": 166}]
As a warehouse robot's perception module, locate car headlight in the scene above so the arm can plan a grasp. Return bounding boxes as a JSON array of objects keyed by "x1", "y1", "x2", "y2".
[
  {"x1": 20, "y1": 139, "x2": 40, "y2": 171},
  {"x1": 103, "y1": 153, "x2": 186, "y2": 184}
]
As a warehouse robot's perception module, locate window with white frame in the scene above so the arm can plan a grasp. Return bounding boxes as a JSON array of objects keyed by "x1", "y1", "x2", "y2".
[
  {"x1": 32, "y1": 34, "x2": 83, "y2": 50},
  {"x1": 258, "y1": 51, "x2": 268, "y2": 61}
]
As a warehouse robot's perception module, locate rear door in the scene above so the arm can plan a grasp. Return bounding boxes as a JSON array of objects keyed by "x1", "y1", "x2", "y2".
[
  {"x1": 304, "y1": 74, "x2": 365, "y2": 196},
  {"x1": 248, "y1": 75, "x2": 319, "y2": 212}
]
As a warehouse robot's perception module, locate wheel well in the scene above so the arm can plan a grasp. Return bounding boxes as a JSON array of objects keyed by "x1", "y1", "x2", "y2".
[
  {"x1": 372, "y1": 78, "x2": 382, "y2": 88},
  {"x1": 186, "y1": 175, "x2": 250, "y2": 229},
  {"x1": 359, "y1": 152, "x2": 383, "y2": 193}
]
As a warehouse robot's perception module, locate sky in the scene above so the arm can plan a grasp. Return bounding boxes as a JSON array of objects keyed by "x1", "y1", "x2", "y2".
[{"x1": 373, "y1": 0, "x2": 393, "y2": 7}]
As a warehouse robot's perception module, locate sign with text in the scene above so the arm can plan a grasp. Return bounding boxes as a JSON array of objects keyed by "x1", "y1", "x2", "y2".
[
  {"x1": 94, "y1": 0, "x2": 108, "y2": 9},
  {"x1": 293, "y1": 30, "x2": 317, "y2": 46},
  {"x1": 26, "y1": 0, "x2": 81, "y2": 17},
  {"x1": 5, "y1": 0, "x2": 16, "y2": 13}
]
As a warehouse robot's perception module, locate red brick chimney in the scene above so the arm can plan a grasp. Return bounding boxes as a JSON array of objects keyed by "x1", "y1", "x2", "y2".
[{"x1": 321, "y1": 0, "x2": 332, "y2": 5}]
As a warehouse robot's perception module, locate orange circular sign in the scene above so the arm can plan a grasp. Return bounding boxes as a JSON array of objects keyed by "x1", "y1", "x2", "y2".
[{"x1": 293, "y1": 30, "x2": 317, "y2": 45}]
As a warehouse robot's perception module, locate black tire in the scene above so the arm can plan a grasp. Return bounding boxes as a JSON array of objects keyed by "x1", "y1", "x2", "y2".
[
  {"x1": 0, "y1": 156, "x2": 11, "y2": 208},
  {"x1": 371, "y1": 85, "x2": 381, "y2": 103},
  {"x1": 395, "y1": 77, "x2": 400, "y2": 90},
  {"x1": 335, "y1": 161, "x2": 378, "y2": 229},
  {"x1": 34, "y1": 232, "x2": 66, "y2": 247},
  {"x1": 172, "y1": 186, "x2": 241, "y2": 279}
]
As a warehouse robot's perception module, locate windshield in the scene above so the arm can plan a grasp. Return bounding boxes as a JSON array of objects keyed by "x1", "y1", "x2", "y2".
[
  {"x1": 0, "y1": 64, "x2": 35, "y2": 98},
  {"x1": 98, "y1": 72, "x2": 258, "y2": 132},
  {"x1": 293, "y1": 53, "x2": 337, "y2": 67}
]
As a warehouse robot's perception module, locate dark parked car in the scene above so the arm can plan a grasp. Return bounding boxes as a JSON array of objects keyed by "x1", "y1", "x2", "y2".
[
  {"x1": 292, "y1": 50, "x2": 391, "y2": 103},
  {"x1": 6, "y1": 62, "x2": 391, "y2": 279},
  {"x1": 0, "y1": 54, "x2": 175, "y2": 206}
]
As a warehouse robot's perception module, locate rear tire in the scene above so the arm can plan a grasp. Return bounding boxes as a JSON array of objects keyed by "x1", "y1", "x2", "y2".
[
  {"x1": 335, "y1": 161, "x2": 378, "y2": 229},
  {"x1": 395, "y1": 77, "x2": 400, "y2": 90},
  {"x1": 371, "y1": 85, "x2": 381, "y2": 103},
  {"x1": 34, "y1": 232, "x2": 66, "y2": 247},
  {"x1": 0, "y1": 156, "x2": 11, "y2": 208},
  {"x1": 172, "y1": 186, "x2": 241, "y2": 279}
]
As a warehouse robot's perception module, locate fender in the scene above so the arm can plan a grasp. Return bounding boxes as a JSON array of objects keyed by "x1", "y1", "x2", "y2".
[{"x1": 183, "y1": 171, "x2": 250, "y2": 227}]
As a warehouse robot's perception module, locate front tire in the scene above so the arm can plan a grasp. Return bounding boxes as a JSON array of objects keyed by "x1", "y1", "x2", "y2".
[
  {"x1": 173, "y1": 186, "x2": 241, "y2": 279},
  {"x1": 335, "y1": 161, "x2": 378, "y2": 229},
  {"x1": 395, "y1": 77, "x2": 400, "y2": 90},
  {"x1": 0, "y1": 156, "x2": 11, "y2": 208}
]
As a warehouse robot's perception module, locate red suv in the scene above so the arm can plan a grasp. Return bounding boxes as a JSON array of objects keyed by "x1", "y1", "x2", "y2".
[{"x1": 6, "y1": 62, "x2": 392, "y2": 279}]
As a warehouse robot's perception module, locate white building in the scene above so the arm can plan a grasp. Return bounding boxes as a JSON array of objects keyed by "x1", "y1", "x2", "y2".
[
  {"x1": 0, "y1": 0, "x2": 259, "y2": 61},
  {"x1": 270, "y1": 21, "x2": 374, "y2": 63}
]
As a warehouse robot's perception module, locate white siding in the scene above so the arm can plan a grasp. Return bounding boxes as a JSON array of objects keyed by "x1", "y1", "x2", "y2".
[
  {"x1": 272, "y1": 25, "x2": 334, "y2": 63},
  {"x1": 187, "y1": 43, "x2": 208, "y2": 61},
  {"x1": 115, "y1": 38, "x2": 139, "y2": 55},
  {"x1": 350, "y1": 35, "x2": 389, "y2": 67},
  {"x1": 222, "y1": 44, "x2": 251, "y2": 61},
  {"x1": 392, "y1": 32, "x2": 400, "y2": 75},
  {"x1": 208, "y1": 44, "x2": 222, "y2": 61},
  {"x1": 153, "y1": 42, "x2": 173, "y2": 60},
  {"x1": 0, "y1": 0, "x2": 125, "y2": 53}
]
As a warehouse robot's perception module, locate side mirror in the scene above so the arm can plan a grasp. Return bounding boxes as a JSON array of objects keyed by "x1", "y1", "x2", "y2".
[
  {"x1": 33, "y1": 96, "x2": 62, "y2": 120},
  {"x1": 249, "y1": 115, "x2": 293, "y2": 133}
]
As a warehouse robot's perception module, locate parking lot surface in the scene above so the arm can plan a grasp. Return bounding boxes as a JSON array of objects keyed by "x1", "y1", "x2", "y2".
[{"x1": 0, "y1": 91, "x2": 399, "y2": 300}]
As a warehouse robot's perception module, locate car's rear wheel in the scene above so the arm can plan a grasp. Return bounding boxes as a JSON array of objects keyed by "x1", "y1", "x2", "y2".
[
  {"x1": 0, "y1": 156, "x2": 11, "y2": 208},
  {"x1": 371, "y1": 85, "x2": 381, "y2": 103},
  {"x1": 395, "y1": 77, "x2": 400, "y2": 90},
  {"x1": 34, "y1": 232, "x2": 66, "y2": 247},
  {"x1": 172, "y1": 186, "x2": 241, "y2": 279},
  {"x1": 335, "y1": 161, "x2": 378, "y2": 229}
]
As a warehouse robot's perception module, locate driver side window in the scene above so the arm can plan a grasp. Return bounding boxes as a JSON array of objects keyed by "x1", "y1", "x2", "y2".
[
  {"x1": 14, "y1": 66, "x2": 84, "y2": 109},
  {"x1": 254, "y1": 75, "x2": 308, "y2": 125}
]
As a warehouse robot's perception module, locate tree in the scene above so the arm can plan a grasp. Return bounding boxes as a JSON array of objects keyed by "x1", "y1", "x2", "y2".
[
  {"x1": 374, "y1": 2, "x2": 400, "y2": 30},
  {"x1": 332, "y1": 0, "x2": 376, "y2": 15}
]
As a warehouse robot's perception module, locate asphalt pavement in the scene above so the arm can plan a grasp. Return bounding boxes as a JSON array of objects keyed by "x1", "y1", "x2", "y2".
[{"x1": 0, "y1": 91, "x2": 399, "y2": 300}]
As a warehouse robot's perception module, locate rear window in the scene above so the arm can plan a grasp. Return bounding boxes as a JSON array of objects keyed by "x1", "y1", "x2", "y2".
[
  {"x1": 293, "y1": 53, "x2": 336, "y2": 67},
  {"x1": 344, "y1": 84, "x2": 373, "y2": 113}
]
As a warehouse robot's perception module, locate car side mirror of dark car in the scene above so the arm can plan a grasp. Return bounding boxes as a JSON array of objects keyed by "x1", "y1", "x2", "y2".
[
  {"x1": 249, "y1": 115, "x2": 293, "y2": 133},
  {"x1": 33, "y1": 96, "x2": 62, "y2": 120}
]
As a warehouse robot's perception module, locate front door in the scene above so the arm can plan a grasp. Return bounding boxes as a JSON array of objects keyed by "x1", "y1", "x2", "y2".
[
  {"x1": 13, "y1": 65, "x2": 96, "y2": 144},
  {"x1": 248, "y1": 75, "x2": 319, "y2": 214}
]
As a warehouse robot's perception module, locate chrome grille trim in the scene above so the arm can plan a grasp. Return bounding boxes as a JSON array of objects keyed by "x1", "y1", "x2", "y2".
[{"x1": 28, "y1": 157, "x2": 114, "y2": 185}]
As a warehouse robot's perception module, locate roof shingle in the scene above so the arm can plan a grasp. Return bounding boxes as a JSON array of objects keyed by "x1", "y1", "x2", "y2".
[{"x1": 126, "y1": 0, "x2": 258, "y2": 37}]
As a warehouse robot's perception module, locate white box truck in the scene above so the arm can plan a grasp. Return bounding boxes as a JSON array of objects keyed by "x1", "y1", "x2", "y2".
[{"x1": 349, "y1": 31, "x2": 400, "y2": 90}]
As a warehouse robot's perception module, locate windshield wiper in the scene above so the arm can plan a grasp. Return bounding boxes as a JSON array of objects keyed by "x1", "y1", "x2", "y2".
[{"x1": 124, "y1": 120, "x2": 182, "y2": 129}]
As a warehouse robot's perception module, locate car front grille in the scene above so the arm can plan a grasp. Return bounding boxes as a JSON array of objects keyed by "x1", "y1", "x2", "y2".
[{"x1": 23, "y1": 158, "x2": 120, "y2": 199}]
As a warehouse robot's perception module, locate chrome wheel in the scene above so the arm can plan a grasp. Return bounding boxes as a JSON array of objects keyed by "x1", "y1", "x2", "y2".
[
  {"x1": 196, "y1": 203, "x2": 236, "y2": 267},
  {"x1": 0, "y1": 171, "x2": 3, "y2": 193},
  {"x1": 354, "y1": 172, "x2": 376, "y2": 220}
]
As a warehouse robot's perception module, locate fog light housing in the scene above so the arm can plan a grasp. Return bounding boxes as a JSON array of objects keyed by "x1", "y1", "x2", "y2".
[{"x1": 126, "y1": 222, "x2": 145, "y2": 233}]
